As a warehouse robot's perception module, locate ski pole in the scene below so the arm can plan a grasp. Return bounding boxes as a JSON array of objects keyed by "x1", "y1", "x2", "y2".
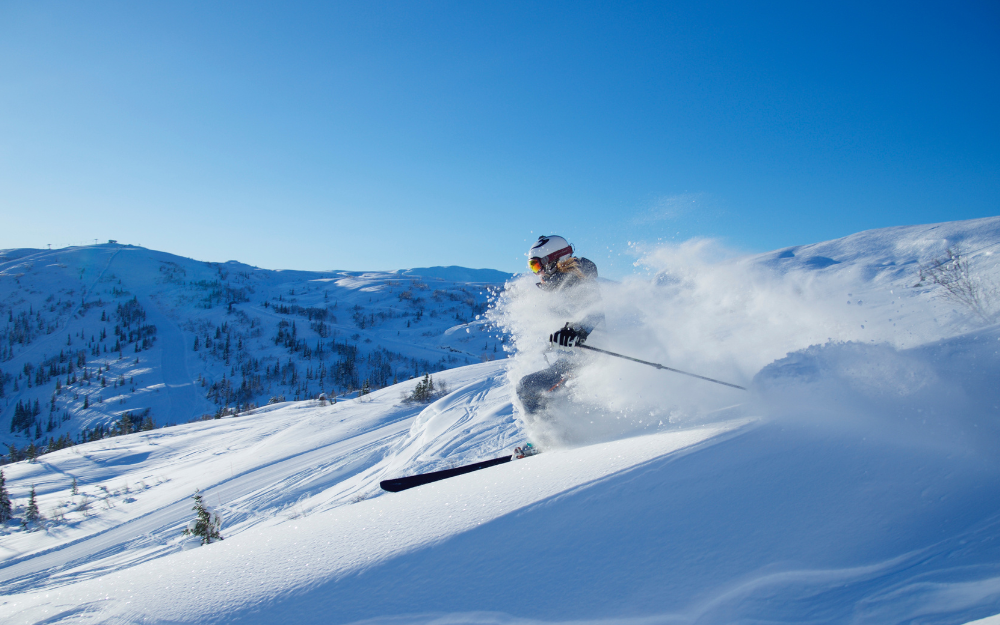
[{"x1": 575, "y1": 344, "x2": 747, "y2": 391}]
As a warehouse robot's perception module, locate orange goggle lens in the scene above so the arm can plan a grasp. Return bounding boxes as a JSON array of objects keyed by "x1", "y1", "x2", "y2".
[{"x1": 529, "y1": 258, "x2": 543, "y2": 274}]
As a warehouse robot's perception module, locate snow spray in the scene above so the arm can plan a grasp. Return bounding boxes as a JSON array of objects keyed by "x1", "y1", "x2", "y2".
[{"x1": 490, "y1": 235, "x2": 998, "y2": 449}]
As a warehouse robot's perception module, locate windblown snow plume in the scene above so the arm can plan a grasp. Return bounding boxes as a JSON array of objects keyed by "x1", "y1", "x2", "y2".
[{"x1": 492, "y1": 219, "x2": 1000, "y2": 448}]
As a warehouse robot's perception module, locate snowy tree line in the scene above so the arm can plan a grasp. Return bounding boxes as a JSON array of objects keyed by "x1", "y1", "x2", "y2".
[
  {"x1": 1, "y1": 297, "x2": 157, "y2": 451},
  {"x1": 3, "y1": 408, "x2": 156, "y2": 465},
  {"x1": 1, "y1": 252, "x2": 506, "y2": 458}
]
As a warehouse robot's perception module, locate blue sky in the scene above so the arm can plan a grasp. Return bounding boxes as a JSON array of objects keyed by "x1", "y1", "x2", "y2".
[{"x1": 1, "y1": 1, "x2": 997, "y2": 276}]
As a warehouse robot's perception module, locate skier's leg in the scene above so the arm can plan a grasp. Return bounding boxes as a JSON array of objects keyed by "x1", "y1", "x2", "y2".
[{"x1": 516, "y1": 361, "x2": 572, "y2": 415}]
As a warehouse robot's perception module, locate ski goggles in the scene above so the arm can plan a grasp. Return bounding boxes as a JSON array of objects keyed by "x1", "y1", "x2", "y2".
[{"x1": 528, "y1": 258, "x2": 544, "y2": 274}]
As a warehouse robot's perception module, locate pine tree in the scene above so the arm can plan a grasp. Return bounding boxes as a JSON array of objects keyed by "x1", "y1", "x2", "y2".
[
  {"x1": 24, "y1": 485, "x2": 40, "y2": 526},
  {"x1": 408, "y1": 373, "x2": 436, "y2": 402},
  {"x1": 0, "y1": 470, "x2": 12, "y2": 522},
  {"x1": 71, "y1": 477, "x2": 79, "y2": 496},
  {"x1": 182, "y1": 489, "x2": 223, "y2": 545}
]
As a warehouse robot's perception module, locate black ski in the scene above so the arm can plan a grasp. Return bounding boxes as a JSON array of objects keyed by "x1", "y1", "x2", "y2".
[{"x1": 380, "y1": 455, "x2": 513, "y2": 493}]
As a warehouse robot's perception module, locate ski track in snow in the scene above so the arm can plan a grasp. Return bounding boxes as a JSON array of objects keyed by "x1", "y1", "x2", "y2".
[
  {"x1": 4, "y1": 414, "x2": 754, "y2": 624},
  {"x1": 0, "y1": 362, "x2": 515, "y2": 595}
]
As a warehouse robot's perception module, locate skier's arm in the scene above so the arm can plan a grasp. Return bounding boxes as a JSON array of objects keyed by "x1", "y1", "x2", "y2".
[
  {"x1": 556, "y1": 258, "x2": 604, "y2": 344},
  {"x1": 571, "y1": 258, "x2": 604, "y2": 340},
  {"x1": 572, "y1": 310, "x2": 603, "y2": 340}
]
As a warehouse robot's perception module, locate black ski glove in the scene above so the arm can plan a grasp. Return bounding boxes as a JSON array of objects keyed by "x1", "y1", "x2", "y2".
[{"x1": 550, "y1": 323, "x2": 589, "y2": 347}]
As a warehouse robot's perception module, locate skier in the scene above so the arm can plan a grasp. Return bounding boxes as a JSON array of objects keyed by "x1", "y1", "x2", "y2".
[{"x1": 516, "y1": 235, "x2": 604, "y2": 416}]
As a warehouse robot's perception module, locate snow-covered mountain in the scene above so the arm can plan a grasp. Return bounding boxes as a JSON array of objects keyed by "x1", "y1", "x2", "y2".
[
  {"x1": 1, "y1": 217, "x2": 1000, "y2": 624},
  {"x1": 0, "y1": 244, "x2": 511, "y2": 456}
]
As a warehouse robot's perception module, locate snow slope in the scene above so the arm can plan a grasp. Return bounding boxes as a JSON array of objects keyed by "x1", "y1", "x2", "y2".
[
  {"x1": 0, "y1": 244, "x2": 511, "y2": 453},
  {"x1": 2, "y1": 217, "x2": 1000, "y2": 624}
]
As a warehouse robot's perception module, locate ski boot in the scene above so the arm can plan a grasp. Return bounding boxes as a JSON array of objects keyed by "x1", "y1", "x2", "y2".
[{"x1": 513, "y1": 443, "x2": 540, "y2": 459}]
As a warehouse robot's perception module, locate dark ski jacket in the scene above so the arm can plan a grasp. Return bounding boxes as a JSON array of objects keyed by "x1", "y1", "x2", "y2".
[{"x1": 538, "y1": 256, "x2": 604, "y2": 336}]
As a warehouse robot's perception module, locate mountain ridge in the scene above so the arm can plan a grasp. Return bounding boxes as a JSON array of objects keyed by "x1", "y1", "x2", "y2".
[{"x1": 0, "y1": 244, "x2": 512, "y2": 455}]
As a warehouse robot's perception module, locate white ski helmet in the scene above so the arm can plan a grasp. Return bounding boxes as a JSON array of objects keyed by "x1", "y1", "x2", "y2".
[{"x1": 527, "y1": 235, "x2": 573, "y2": 274}]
